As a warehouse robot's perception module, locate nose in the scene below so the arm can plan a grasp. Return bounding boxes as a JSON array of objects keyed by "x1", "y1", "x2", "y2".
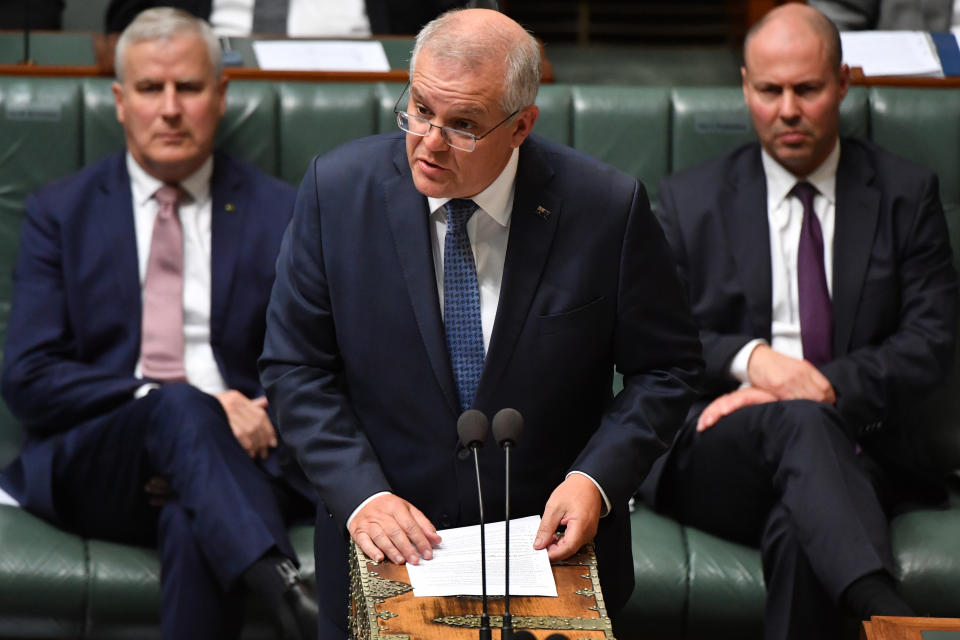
[
  {"x1": 423, "y1": 123, "x2": 449, "y2": 151},
  {"x1": 779, "y1": 90, "x2": 800, "y2": 122},
  {"x1": 161, "y1": 83, "x2": 181, "y2": 118}
]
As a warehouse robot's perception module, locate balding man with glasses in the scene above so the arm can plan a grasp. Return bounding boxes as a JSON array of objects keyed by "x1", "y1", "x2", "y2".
[{"x1": 259, "y1": 8, "x2": 703, "y2": 637}]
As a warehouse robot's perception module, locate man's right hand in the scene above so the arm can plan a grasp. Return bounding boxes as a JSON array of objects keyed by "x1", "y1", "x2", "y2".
[
  {"x1": 746, "y1": 344, "x2": 836, "y2": 404},
  {"x1": 348, "y1": 494, "x2": 442, "y2": 565},
  {"x1": 215, "y1": 391, "x2": 277, "y2": 459}
]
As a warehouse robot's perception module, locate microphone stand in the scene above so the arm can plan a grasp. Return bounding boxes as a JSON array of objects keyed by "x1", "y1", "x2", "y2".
[
  {"x1": 472, "y1": 444, "x2": 492, "y2": 640},
  {"x1": 457, "y1": 410, "x2": 492, "y2": 640},
  {"x1": 492, "y1": 408, "x2": 524, "y2": 640},
  {"x1": 502, "y1": 436, "x2": 514, "y2": 640}
]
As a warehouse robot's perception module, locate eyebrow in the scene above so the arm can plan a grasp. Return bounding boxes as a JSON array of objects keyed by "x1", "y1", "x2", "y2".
[{"x1": 409, "y1": 87, "x2": 487, "y2": 117}]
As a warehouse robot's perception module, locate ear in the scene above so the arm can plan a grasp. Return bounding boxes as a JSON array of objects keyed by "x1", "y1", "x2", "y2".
[
  {"x1": 837, "y1": 63, "x2": 850, "y2": 101},
  {"x1": 740, "y1": 66, "x2": 750, "y2": 103},
  {"x1": 510, "y1": 104, "x2": 539, "y2": 148},
  {"x1": 216, "y1": 75, "x2": 228, "y2": 117},
  {"x1": 112, "y1": 81, "x2": 125, "y2": 125}
]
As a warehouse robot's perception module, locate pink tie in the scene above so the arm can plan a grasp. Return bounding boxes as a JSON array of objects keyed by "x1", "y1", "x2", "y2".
[{"x1": 140, "y1": 184, "x2": 188, "y2": 382}]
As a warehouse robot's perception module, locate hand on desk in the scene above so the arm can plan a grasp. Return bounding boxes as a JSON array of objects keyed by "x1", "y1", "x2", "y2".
[
  {"x1": 349, "y1": 494, "x2": 442, "y2": 565},
  {"x1": 215, "y1": 391, "x2": 277, "y2": 459},
  {"x1": 534, "y1": 473, "x2": 602, "y2": 561}
]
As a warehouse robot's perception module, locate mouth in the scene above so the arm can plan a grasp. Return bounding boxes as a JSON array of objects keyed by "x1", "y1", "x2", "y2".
[
  {"x1": 776, "y1": 130, "x2": 809, "y2": 145},
  {"x1": 416, "y1": 157, "x2": 448, "y2": 173}
]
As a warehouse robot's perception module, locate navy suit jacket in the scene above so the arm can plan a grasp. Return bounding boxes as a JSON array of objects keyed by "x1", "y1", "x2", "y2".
[
  {"x1": 648, "y1": 139, "x2": 957, "y2": 490},
  {"x1": 260, "y1": 132, "x2": 703, "y2": 615},
  {"x1": 0, "y1": 151, "x2": 303, "y2": 521}
]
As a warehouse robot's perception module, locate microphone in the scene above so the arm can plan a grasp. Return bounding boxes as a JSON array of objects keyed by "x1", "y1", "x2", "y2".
[
  {"x1": 457, "y1": 409, "x2": 492, "y2": 640},
  {"x1": 492, "y1": 408, "x2": 524, "y2": 640},
  {"x1": 544, "y1": 635, "x2": 571, "y2": 640}
]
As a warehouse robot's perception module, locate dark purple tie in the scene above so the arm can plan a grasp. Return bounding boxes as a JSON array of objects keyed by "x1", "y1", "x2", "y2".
[{"x1": 792, "y1": 181, "x2": 833, "y2": 368}]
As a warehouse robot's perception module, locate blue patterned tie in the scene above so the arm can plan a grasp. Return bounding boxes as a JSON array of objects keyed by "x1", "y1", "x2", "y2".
[{"x1": 443, "y1": 199, "x2": 485, "y2": 413}]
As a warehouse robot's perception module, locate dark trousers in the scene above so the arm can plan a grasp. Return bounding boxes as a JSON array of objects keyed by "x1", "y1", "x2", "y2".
[
  {"x1": 45, "y1": 383, "x2": 307, "y2": 640},
  {"x1": 656, "y1": 399, "x2": 893, "y2": 640}
]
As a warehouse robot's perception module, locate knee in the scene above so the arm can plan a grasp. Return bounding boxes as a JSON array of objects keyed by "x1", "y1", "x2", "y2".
[
  {"x1": 143, "y1": 384, "x2": 229, "y2": 444},
  {"x1": 768, "y1": 399, "x2": 852, "y2": 448}
]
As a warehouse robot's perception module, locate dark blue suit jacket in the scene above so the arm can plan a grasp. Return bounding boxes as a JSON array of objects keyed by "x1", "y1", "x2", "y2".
[
  {"x1": 260, "y1": 132, "x2": 704, "y2": 618},
  {"x1": 0, "y1": 151, "x2": 304, "y2": 521},
  {"x1": 645, "y1": 139, "x2": 957, "y2": 498}
]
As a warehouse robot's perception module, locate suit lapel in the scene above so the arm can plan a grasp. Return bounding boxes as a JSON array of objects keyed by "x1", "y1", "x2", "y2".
[
  {"x1": 383, "y1": 148, "x2": 460, "y2": 415},
  {"x1": 725, "y1": 148, "x2": 773, "y2": 340},
  {"x1": 96, "y1": 154, "x2": 141, "y2": 322},
  {"x1": 832, "y1": 142, "x2": 880, "y2": 355},
  {"x1": 476, "y1": 140, "x2": 560, "y2": 403},
  {"x1": 210, "y1": 153, "x2": 245, "y2": 342}
]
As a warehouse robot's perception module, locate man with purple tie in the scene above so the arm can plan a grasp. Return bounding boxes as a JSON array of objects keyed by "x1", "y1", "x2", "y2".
[
  {"x1": 640, "y1": 4, "x2": 957, "y2": 640},
  {"x1": 0, "y1": 8, "x2": 317, "y2": 640}
]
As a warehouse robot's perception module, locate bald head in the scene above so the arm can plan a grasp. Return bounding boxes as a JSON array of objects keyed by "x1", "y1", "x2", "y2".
[
  {"x1": 410, "y1": 8, "x2": 541, "y2": 114},
  {"x1": 745, "y1": 4, "x2": 842, "y2": 73}
]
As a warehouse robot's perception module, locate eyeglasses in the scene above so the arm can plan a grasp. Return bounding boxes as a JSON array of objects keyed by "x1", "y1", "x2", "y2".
[{"x1": 392, "y1": 82, "x2": 520, "y2": 152}]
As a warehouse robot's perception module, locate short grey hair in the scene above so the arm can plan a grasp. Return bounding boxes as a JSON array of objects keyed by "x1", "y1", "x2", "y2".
[
  {"x1": 115, "y1": 8, "x2": 222, "y2": 82},
  {"x1": 409, "y1": 9, "x2": 541, "y2": 115}
]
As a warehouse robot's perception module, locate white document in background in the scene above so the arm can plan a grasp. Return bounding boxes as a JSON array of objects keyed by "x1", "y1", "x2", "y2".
[
  {"x1": 840, "y1": 31, "x2": 943, "y2": 77},
  {"x1": 252, "y1": 40, "x2": 391, "y2": 72},
  {"x1": 406, "y1": 514, "x2": 558, "y2": 597}
]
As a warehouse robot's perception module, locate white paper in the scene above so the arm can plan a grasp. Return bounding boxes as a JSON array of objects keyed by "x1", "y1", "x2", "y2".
[
  {"x1": 406, "y1": 515, "x2": 558, "y2": 597},
  {"x1": 252, "y1": 40, "x2": 391, "y2": 72},
  {"x1": 841, "y1": 31, "x2": 943, "y2": 77}
]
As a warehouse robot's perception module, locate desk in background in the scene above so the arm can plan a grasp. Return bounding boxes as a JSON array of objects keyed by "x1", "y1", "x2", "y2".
[{"x1": 0, "y1": 31, "x2": 554, "y2": 83}]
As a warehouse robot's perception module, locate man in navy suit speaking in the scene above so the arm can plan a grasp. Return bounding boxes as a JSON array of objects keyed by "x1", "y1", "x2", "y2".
[
  {"x1": 0, "y1": 8, "x2": 317, "y2": 640},
  {"x1": 259, "y1": 7, "x2": 704, "y2": 637}
]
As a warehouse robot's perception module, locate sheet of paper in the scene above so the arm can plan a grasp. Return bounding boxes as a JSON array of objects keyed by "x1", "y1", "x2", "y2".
[
  {"x1": 252, "y1": 40, "x2": 390, "y2": 72},
  {"x1": 406, "y1": 514, "x2": 558, "y2": 597},
  {"x1": 840, "y1": 31, "x2": 942, "y2": 77}
]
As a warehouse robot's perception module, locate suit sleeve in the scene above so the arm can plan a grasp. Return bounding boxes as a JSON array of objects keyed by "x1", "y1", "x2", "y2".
[
  {"x1": 656, "y1": 177, "x2": 754, "y2": 387},
  {"x1": 259, "y1": 160, "x2": 391, "y2": 527},
  {"x1": 570, "y1": 179, "x2": 704, "y2": 504},
  {"x1": 821, "y1": 173, "x2": 958, "y2": 430},
  {"x1": 1, "y1": 193, "x2": 142, "y2": 434}
]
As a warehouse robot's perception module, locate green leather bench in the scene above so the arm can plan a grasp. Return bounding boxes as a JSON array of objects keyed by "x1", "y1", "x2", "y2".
[{"x1": 0, "y1": 78, "x2": 958, "y2": 638}]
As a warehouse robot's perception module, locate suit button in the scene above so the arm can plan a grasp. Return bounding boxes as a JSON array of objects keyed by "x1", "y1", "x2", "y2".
[{"x1": 457, "y1": 448, "x2": 470, "y2": 461}]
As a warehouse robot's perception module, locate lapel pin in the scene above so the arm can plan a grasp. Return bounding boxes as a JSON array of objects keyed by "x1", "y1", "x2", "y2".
[
  {"x1": 536, "y1": 205, "x2": 551, "y2": 220},
  {"x1": 225, "y1": 203, "x2": 236, "y2": 212}
]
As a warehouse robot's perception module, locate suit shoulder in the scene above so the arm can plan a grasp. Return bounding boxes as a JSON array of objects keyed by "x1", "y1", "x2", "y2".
[
  {"x1": 310, "y1": 133, "x2": 403, "y2": 175},
  {"x1": 215, "y1": 152, "x2": 296, "y2": 199},
  {"x1": 30, "y1": 152, "x2": 125, "y2": 205},
  {"x1": 661, "y1": 142, "x2": 759, "y2": 193},
  {"x1": 842, "y1": 137, "x2": 938, "y2": 184}
]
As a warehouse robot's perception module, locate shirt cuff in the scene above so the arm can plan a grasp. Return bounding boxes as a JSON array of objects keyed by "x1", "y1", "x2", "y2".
[
  {"x1": 346, "y1": 491, "x2": 392, "y2": 531},
  {"x1": 134, "y1": 383, "x2": 160, "y2": 399},
  {"x1": 728, "y1": 339, "x2": 767, "y2": 384},
  {"x1": 566, "y1": 471, "x2": 611, "y2": 517}
]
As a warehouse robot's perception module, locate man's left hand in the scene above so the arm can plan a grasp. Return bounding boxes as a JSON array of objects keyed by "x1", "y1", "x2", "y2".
[
  {"x1": 696, "y1": 386, "x2": 778, "y2": 432},
  {"x1": 534, "y1": 474, "x2": 603, "y2": 561}
]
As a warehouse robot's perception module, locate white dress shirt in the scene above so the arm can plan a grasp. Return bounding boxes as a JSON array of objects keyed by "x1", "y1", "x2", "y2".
[
  {"x1": 209, "y1": 0, "x2": 371, "y2": 37},
  {"x1": 348, "y1": 148, "x2": 611, "y2": 529},
  {"x1": 729, "y1": 141, "x2": 840, "y2": 382},
  {"x1": 128, "y1": 153, "x2": 228, "y2": 397}
]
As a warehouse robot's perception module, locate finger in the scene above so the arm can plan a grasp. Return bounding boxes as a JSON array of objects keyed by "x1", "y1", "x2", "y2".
[
  {"x1": 370, "y1": 524, "x2": 409, "y2": 565},
  {"x1": 535, "y1": 503, "x2": 563, "y2": 549},
  {"x1": 353, "y1": 530, "x2": 385, "y2": 563},
  {"x1": 389, "y1": 510, "x2": 438, "y2": 565},
  {"x1": 546, "y1": 519, "x2": 591, "y2": 561},
  {"x1": 409, "y1": 507, "x2": 441, "y2": 559},
  {"x1": 252, "y1": 396, "x2": 269, "y2": 409}
]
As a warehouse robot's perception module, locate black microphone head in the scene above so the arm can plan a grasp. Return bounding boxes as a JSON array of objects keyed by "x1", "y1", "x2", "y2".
[
  {"x1": 543, "y1": 635, "x2": 570, "y2": 640},
  {"x1": 457, "y1": 409, "x2": 489, "y2": 448},
  {"x1": 491, "y1": 408, "x2": 524, "y2": 446},
  {"x1": 513, "y1": 632, "x2": 536, "y2": 640}
]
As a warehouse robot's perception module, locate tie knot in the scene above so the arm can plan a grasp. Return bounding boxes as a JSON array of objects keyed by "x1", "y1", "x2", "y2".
[
  {"x1": 444, "y1": 199, "x2": 477, "y2": 231},
  {"x1": 791, "y1": 181, "x2": 818, "y2": 210},
  {"x1": 154, "y1": 183, "x2": 185, "y2": 209}
]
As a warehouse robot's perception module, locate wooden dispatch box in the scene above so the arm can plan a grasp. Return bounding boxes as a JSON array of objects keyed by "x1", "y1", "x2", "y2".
[
  {"x1": 349, "y1": 541, "x2": 616, "y2": 639},
  {"x1": 861, "y1": 616, "x2": 960, "y2": 639}
]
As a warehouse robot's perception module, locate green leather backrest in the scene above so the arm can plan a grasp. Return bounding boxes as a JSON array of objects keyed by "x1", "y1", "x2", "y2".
[{"x1": 0, "y1": 80, "x2": 958, "y2": 472}]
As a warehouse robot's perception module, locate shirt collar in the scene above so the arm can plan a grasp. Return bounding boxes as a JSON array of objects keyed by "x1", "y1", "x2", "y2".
[
  {"x1": 426, "y1": 146, "x2": 519, "y2": 227},
  {"x1": 761, "y1": 139, "x2": 840, "y2": 208},
  {"x1": 127, "y1": 152, "x2": 214, "y2": 207}
]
